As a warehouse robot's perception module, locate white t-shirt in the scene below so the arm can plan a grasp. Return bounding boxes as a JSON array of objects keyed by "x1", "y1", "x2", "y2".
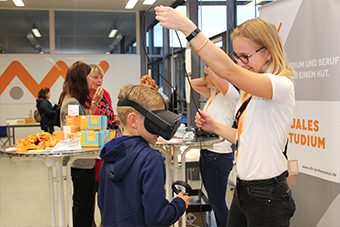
[
  {"x1": 236, "y1": 73, "x2": 295, "y2": 180},
  {"x1": 203, "y1": 83, "x2": 239, "y2": 154}
]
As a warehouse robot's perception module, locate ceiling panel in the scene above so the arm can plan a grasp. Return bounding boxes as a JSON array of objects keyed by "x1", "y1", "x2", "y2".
[{"x1": 0, "y1": 0, "x2": 179, "y2": 54}]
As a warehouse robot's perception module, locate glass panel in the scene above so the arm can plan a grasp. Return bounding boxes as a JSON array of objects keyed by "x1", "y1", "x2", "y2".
[
  {"x1": 55, "y1": 11, "x2": 136, "y2": 54},
  {"x1": 0, "y1": 9, "x2": 49, "y2": 54},
  {"x1": 200, "y1": 5, "x2": 227, "y2": 37},
  {"x1": 153, "y1": 23, "x2": 163, "y2": 49},
  {"x1": 237, "y1": 0, "x2": 277, "y2": 25},
  {"x1": 169, "y1": 5, "x2": 187, "y2": 49}
]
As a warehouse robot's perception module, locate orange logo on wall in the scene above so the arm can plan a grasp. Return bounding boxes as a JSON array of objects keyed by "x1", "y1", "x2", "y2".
[
  {"x1": 274, "y1": 22, "x2": 282, "y2": 33},
  {"x1": 0, "y1": 60, "x2": 109, "y2": 99}
]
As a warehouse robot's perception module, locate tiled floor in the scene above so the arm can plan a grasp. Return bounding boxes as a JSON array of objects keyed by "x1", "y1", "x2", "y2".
[{"x1": 0, "y1": 153, "x2": 234, "y2": 227}]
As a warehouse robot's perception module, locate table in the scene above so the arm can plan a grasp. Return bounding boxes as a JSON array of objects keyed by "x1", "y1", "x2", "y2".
[
  {"x1": 1, "y1": 135, "x2": 223, "y2": 227},
  {"x1": 152, "y1": 136, "x2": 223, "y2": 227},
  {"x1": 0, "y1": 146, "x2": 100, "y2": 227},
  {"x1": 6, "y1": 123, "x2": 41, "y2": 145}
]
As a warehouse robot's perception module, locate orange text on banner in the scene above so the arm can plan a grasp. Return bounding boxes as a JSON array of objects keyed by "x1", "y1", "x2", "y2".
[{"x1": 289, "y1": 118, "x2": 325, "y2": 149}]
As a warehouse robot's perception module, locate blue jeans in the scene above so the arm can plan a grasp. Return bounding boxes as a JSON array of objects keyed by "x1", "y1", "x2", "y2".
[
  {"x1": 227, "y1": 171, "x2": 296, "y2": 227},
  {"x1": 199, "y1": 149, "x2": 234, "y2": 227}
]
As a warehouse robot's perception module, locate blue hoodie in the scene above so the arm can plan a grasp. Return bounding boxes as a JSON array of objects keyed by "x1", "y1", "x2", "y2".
[{"x1": 98, "y1": 136, "x2": 186, "y2": 227}]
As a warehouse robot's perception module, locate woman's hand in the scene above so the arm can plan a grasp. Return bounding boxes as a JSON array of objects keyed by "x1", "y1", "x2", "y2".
[
  {"x1": 154, "y1": 5, "x2": 196, "y2": 36},
  {"x1": 195, "y1": 109, "x2": 216, "y2": 132},
  {"x1": 93, "y1": 86, "x2": 103, "y2": 104}
]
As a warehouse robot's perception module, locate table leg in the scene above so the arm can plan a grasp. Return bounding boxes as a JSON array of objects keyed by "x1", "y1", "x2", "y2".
[
  {"x1": 48, "y1": 166, "x2": 56, "y2": 227},
  {"x1": 67, "y1": 158, "x2": 74, "y2": 227},
  {"x1": 173, "y1": 147, "x2": 187, "y2": 227},
  {"x1": 165, "y1": 149, "x2": 172, "y2": 200},
  {"x1": 11, "y1": 127, "x2": 15, "y2": 145},
  {"x1": 55, "y1": 159, "x2": 66, "y2": 227}
]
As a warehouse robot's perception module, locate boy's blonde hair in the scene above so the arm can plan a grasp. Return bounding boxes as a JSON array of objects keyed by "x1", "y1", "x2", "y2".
[{"x1": 117, "y1": 84, "x2": 165, "y2": 127}]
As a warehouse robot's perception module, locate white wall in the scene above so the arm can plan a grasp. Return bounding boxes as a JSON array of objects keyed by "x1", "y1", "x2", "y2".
[{"x1": 0, "y1": 54, "x2": 141, "y2": 140}]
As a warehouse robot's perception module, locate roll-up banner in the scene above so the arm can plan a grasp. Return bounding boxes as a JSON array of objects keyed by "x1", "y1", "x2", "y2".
[{"x1": 260, "y1": 0, "x2": 340, "y2": 226}]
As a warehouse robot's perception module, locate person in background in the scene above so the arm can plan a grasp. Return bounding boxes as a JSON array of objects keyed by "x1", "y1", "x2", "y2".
[
  {"x1": 36, "y1": 87, "x2": 57, "y2": 134},
  {"x1": 88, "y1": 64, "x2": 121, "y2": 227},
  {"x1": 155, "y1": 7, "x2": 296, "y2": 227},
  {"x1": 98, "y1": 84, "x2": 191, "y2": 227},
  {"x1": 60, "y1": 61, "x2": 96, "y2": 227},
  {"x1": 191, "y1": 64, "x2": 239, "y2": 227},
  {"x1": 89, "y1": 64, "x2": 121, "y2": 130}
]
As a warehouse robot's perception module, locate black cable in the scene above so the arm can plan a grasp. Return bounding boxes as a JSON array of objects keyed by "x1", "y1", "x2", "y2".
[
  {"x1": 141, "y1": 6, "x2": 183, "y2": 114},
  {"x1": 143, "y1": 5, "x2": 207, "y2": 226},
  {"x1": 175, "y1": 29, "x2": 207, "y2": 227},
  {"x1": 174, "y1": 30, "x2": 200, "y2": 114}
]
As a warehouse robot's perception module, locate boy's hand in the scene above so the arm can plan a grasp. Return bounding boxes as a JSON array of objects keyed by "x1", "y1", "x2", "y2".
[{"x1": 176, "y1": 191, "x2": 191, "y2": 209}]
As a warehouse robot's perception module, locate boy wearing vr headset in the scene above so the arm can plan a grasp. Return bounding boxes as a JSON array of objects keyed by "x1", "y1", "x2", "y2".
[{"x1": 98, "y1": 84, "x2": 191, "y2": 227}]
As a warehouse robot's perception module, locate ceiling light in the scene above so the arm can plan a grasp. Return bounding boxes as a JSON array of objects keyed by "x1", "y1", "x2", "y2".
[
  {"x1": 12, "y1": 0, "x2": 25, "y2": 7},
  {"x1": 112, "y1": 34, "x2": 123, "y2": 45},
  {"x1": 108, "y1": 28, "x2": 118, "y2": 38},
  {"x1": 143, "y1": 0, "x2": 156, "y2": 5},
  {"x1": 31, "y1": 26, "x2": 41, "y2": 37},
  {"x1": 26, "y1": 32, "x2": 41, "y2": 49},
  {"x1": 125, "y1": 0, "x2": 138, "y2": 9}
]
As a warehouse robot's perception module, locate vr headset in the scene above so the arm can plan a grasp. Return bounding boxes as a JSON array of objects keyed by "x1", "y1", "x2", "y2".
[{"x1": 117, "y1": 85, "x2": 182, "y2": 140}]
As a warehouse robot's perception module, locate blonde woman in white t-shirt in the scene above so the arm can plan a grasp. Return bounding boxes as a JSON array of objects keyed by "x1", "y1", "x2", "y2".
[
  {"x1": 155, "y1": 6, "x2": 296, "y2": 227},
  {"x1": 191, "y1": 64, "x2": 239, "y2": 227}
]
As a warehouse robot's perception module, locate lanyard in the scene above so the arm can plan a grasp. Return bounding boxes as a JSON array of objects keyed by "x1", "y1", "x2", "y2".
[
  {"x1": 205, "y1": 91, "x2": 220, "y2": 112},
  {"x1": 235, "y1": 92, "x2": 251, "y2": 160}
]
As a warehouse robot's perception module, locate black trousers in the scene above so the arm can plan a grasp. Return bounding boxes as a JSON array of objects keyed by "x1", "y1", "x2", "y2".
[{"x1": 71, "y1": 167, "x2": 96, "y2": 227}]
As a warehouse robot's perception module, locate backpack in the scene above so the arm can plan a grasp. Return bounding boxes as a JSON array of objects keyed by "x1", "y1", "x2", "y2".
[{"x1": 34, "y1": 109, "x2": 42, "y2": 122}]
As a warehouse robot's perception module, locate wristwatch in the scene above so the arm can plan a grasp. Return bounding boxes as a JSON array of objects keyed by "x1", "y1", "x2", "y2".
[{"x1": 186, "y1": 28, "x2": 200, "y2": 42}]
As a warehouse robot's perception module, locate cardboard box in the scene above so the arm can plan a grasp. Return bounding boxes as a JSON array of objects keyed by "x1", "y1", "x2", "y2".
[
  {"x1": 65, "y1": 115, "x2": 81, "y2": 126},
  {"x1": 63, "y1": 126, "x2": 81, "y2": 140},
  {"x1": 53, "y1": 131, "x2": 64, "y2": 141},
  {"x1": 6, "y1": 118, "x2": 25, "y2": 125},
  {"x1": 80, "y1": 115, "x2": 107, "y2": 130},
  {"x1": 25, "y1": 118, "x2": 36, "y2": 124},
  {"x1": 76, "y1": 131, "x2": 105, "y2": 148},
  {"x1": 102, "y1": 130, "x2": 116, "y2": 144}
]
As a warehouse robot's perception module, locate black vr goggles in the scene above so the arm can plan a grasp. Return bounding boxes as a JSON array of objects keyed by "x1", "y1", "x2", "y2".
[{"x1": 117, "y1": 85, "x2": 182, "y2": 140}]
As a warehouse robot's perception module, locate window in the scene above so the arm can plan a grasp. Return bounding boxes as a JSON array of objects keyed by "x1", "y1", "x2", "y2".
[
  {"x1": 55, "y1": 11, "x2": 136, "y2": 54},
  {"x1": 0, "y1": 9, "x2": 49, "y2": 54}
]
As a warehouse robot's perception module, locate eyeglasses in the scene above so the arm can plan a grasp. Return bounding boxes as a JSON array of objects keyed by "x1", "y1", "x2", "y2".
[{"x1": 231, "y1": 47, "x2": 266, "y2": 64}]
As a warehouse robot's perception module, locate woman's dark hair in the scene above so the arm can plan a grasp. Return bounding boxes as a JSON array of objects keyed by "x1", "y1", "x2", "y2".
[
  {"x1": 62, "y1": 61, "x2": 92, "y2": 109},
  {"x1": 38, "y1": 87, "x2": 50, "y2": 99}
]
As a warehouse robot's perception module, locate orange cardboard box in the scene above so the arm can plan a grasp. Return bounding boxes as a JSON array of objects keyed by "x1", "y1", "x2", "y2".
[
  {"x1": 63, "y1": 126, "x2": 81, "y2": 140},
  {"x1": 76, "y1": 131, "x2": 105, "y2": 148},
  {"x1": 53, "y1": 131, "x2": 64, "y2": 140},
  {"x1": 102, "y1": 130, "x2": 116, "y2": 143},
  {"x1": 80, "y1": 115, "x2": 107, "y2": 130},
  {"x1": 66, "y1": 115, "x2": 81, "y2": 126}
]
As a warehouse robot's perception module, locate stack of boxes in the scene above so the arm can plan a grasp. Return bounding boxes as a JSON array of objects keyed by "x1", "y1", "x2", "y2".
[{"x1": 54, "y1": 115, "x2": 116, "y2": 148}]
